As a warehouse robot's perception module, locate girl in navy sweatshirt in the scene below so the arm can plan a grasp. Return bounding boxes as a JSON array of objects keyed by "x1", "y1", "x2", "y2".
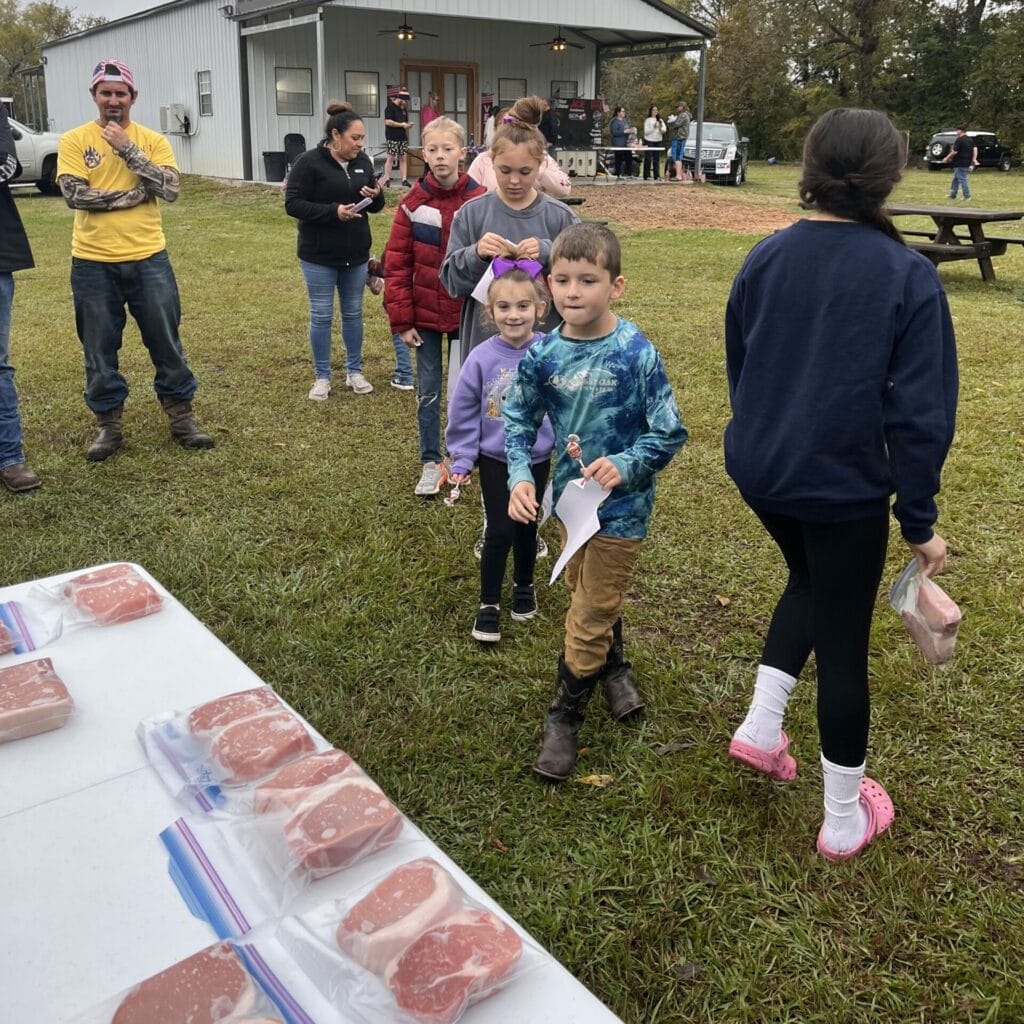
[
  {"x1": 446, "y1": 268, "x2": 555, "y2": 644},
  {"x1": 724, "y1": 108, "x2": 958, "y2": 862}
]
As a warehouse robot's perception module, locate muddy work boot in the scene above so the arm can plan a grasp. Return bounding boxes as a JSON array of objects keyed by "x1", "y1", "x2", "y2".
[
  {"x1": 533, "y1": 658, "x2": 601, "y2": 782},
  {"x1": 159, "y1": 396, "x2": 215, "y2": 449},
  {"x1": 86, "y1": 405, "x2": 124, "y2": 461},
  {"x1": 602, "y1": 617, "x2": 645, "y2": 721}
]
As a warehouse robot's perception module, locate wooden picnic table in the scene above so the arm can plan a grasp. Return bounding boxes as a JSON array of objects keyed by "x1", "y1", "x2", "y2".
[{"x1": 886, "y1": 202, "x2": 1024, "y2": 282}]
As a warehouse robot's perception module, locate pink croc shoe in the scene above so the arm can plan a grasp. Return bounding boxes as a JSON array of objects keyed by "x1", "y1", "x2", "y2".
[
  {"x1": 817, "y1": 777, "x2": 895, "y2": 862},
  {"x1": 728, "y1": 730, "x2": 797, "y2": 782}
]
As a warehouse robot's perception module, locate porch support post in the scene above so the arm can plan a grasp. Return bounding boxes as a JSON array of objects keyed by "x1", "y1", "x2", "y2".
[
  {"x1": 693, "y1": 39, "x2": 707, "y2": 184},
  {"x1": 316, "y1": 5, "x2": 326, "y2": 116}
]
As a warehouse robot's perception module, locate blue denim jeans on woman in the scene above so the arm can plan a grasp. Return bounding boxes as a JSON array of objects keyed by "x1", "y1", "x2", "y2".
[
  {"x1": 0, "y1": 272, "x2": 26, "y2": 468},
  {"x1": 299, "y1": 259, "x2": 368, "y2": 379},
  {"x1": 413, "y1": 328, "x2": 455, "y2": 465},
  {"x1": 70, "y1": 250, "x2": 198, "y2": 413}
]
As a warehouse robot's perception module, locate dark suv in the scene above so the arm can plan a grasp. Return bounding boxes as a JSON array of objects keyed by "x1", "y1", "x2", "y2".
[
  {"x1": 924, "y1": 130, "x2": 1013, "y2": 172},
  {"x1": 681, "y1": 121, "x2": 749, "y2": 186}
]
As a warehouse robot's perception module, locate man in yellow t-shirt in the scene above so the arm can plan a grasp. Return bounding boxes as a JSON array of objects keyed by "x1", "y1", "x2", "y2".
[{"x1": 57, "y1": 59, "x2": 213, "y2": 460}]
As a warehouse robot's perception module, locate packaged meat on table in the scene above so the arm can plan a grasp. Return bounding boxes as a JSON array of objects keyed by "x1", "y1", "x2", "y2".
[
  {"x1": 160, "y1": 775, "x2": 409, "y2": 938},
  {"x1": 139, "y1": 685, "x2": 325, "y2": 812},
  {"x1": 0, "y1": 620, "x2": 14, "y2": 655},
  {"x1": 63, "y1": 563, "x2": 163, "y2": 626},
  {"x1": 68, "y1": 940, "x2": 291, "y2": 1024},
  {"x1": 0, "y1": 657, "x2": 73, "y2": 743},
  {"x1": 255, "y1": 749, "x2": 364, "y2": 814},
  {"x1": 889, "y1": 559, "x2": 962, "y2": 665},
  {"x1": 260, "y1": 858, "x2": 541, "y2": 1024}
]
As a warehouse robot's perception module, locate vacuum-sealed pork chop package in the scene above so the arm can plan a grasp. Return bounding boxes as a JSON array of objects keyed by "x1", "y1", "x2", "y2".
[
  {"x1": 255, "y1": 749, "x2": 364, "y2": 814},
  {"x1": 0, "y1": 657, "x2": 73, "y2": 743},
  {"x1": 140, "y1": 685, "x2": 324, "y2": 812},
  {"x1": 63, "y1": 563, "x2": 163, "y2": 626},
  {"x1": 890, "y1": 560, "x2": 962, "y2": 665}
]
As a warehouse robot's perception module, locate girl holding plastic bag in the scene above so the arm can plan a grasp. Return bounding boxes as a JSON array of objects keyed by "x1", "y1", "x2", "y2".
[{"x1": 722, "y1": 108, "x2": 958, "y2": 862}]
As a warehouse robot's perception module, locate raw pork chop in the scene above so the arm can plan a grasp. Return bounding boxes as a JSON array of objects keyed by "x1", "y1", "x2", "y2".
[
  {"x1": 209, "y1": 708, "x2": 315, "y2": 783},
  {"x1": 336, "y1": 858, "x2": 464, "y2": 974},
  {"x1": 188, "y1": 686, "x2": 282, "y2": 736},
  {"x1": 64, "y1": 563, "x2": 162, "y2": 626},
  {"x1": 284, "y1": 777, "x2": 402, "y2": 878},
  {"x1": 0, "y1": 657, "x2": 73, "y2": 743},
  {"x1": 385, "y1": 909, "x2": 523, "y2": 1024},
  {"x1": 112, "y1": 942, "x2": 256, "y2": 1024},
  {"x1": 0, "y1": 621, "x2": 14, "y2": 655},
  {"x1": 255, "y1": 748, "x2": 361, "y2": 813}
]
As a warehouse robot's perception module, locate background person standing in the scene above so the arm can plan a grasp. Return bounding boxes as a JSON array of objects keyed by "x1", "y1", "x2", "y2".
[
  {"x1": 0, "y1": 104, "x2": 41, "y2": 492},
  {"x1": 667, "y1": 102, "x2": 691, "y2": 181},
  {"x1": 941, "y1": 125, "x2": 978, "y2": 201},
  {"x1": 383, "y1": 89, "x2": 412, "y2": 188},
  {"x1": 57, "y1": 59, "x2": 213, "y2": 461}
]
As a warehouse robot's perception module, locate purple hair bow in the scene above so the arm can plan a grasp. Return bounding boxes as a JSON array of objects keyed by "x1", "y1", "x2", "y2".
[{"x1": 492, "y1": 257, "x2": 544, "y2": 279}]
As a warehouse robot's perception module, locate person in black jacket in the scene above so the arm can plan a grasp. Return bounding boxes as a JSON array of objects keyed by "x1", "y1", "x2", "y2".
[
  {"x1": 0, "y1": 105, "x2": 41, "y2": 492},
  {"x1": 285, "y1": 102, "x2": 384, "y2": 399}
]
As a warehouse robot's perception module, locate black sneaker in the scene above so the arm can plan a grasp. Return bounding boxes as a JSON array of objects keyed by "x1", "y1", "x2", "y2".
[
  {"x1": 510, "y1": 585, "x2": 537, "y2": 622},
  {"x1": 471, "y1": 604, "x2": 501, "y2": 643}
]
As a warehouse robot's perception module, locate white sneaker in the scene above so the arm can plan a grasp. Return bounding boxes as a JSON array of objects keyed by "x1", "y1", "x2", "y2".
[
  {"x1": 345, "y1": 372, "x2": 374, "y2": 394},
  {"x1": 415, "y1": 461, "x2": 449, "y2": 496},
  {"x1": 308, "y1": 378, "x2": 331, "y2": 401}
]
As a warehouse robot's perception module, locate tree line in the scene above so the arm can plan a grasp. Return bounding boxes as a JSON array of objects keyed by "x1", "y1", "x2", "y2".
[{"x1": 601, "y1": 0, "x2": 1024, "y2": 161}]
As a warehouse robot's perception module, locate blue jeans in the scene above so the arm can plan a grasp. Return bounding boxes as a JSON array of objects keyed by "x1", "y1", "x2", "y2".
[
  {"x1": 391, "y1": 334, "x2": 413, "y2": 384},
  {"x1": 299, "y1": 259, "x2": 368, "y2": 378},
  {"x1": 950, "y1": 167, "x2": 971, "y2": 199},
  {"x1": 71, "y1": 251, "x2": 198, "y2": 413},
  {"x1": 0, "y1": 272, "x2": 25, "y2": 468},
  {"x1": 413, "y1": 328, "x2": 453, "y2": 464}
]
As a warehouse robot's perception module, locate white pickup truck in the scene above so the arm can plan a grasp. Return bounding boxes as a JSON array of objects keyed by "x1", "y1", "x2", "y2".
[{"x1": 8, "y1": 117, "x2": 61, "y2": 194}]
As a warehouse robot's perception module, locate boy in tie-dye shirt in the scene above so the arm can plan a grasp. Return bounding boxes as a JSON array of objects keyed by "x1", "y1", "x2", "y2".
[{"x1": 504, "y1": 223, "x2": 687, "y2": 782}]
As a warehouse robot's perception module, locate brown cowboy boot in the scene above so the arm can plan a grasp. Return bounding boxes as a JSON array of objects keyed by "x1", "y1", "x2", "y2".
[
  {"x1": 0, "y1": 462, "x2": 41, "y2": 492},
  {"x1": 533, "y1": 657, "x2": 602, "y2": 782},
  {"x1": 86, "y1": 405, "x2": 124, "y2": 461},
  {"x1": 158, "y1": 396, "x2": 214, "y2": 449},
  {"x1": 602, "y1": 617, "x2": 645, "y2": 721}
]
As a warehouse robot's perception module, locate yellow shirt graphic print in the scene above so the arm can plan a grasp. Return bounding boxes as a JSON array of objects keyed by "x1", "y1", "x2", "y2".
[{"x1": 57, "y1": 121, "x2": 176, "y2": 262}]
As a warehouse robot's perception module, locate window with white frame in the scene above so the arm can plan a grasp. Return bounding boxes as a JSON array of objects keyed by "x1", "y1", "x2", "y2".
[
  {"x1": 197, "y1": 70, "x2": 212, "y2": 116},
  {"x1": 276, "y1": 67, "x2": 313, "y2": 116},
  {"x1": 550, "y1": 80, "x2": 578, "y2": 99},
  {"x1": 345, "y1": 71, "x2": 379, "y2": 118}
]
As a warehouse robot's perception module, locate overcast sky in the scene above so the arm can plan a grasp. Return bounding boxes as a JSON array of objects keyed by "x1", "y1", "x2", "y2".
[{"x1": 73, "y1": 0, "x2": 155, "y2": 26}]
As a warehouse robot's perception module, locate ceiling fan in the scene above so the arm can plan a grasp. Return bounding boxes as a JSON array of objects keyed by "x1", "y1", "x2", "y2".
[
  {"x1": 378, "y1": 20, "x2": 437, "y2": 40},
  {"x1": 529, "y1": 26, "x2": 584, "y2": 52}
]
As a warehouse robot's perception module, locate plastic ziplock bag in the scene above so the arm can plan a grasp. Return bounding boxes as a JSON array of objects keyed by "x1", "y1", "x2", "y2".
[
  {"x1": 0, "y1": 598, "x2": 63, "y2": 656},
  {"x1": 889, "y1": 559, "x2": 962, "y2": 665},
  {"x1": 161, "y1": 777, "x2": 411, "y2": 937},
  {"x1": 0, "y1": 656, "x2": 74, "y2": 744},
  {"x1": 66, "y1": 938, "x2": 294, "y2": 1024},
  {"x1": 139, "y1": 686, "x2": 329, "y2": 813},
  {"x1": 277, "y1": 856, "x2": 545, "y2": 1024}
]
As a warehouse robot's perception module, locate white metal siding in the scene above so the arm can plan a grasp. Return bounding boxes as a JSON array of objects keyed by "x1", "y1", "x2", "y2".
[
  {"x1": 42, "y1": 0, "x2": 245, "y2": 178},
  {"x1": 246, "y1": 8, "x2": 594, "y2": 172}
]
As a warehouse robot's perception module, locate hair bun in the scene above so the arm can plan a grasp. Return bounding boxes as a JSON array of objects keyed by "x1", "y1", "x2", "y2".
[{"x1": 326, "y1": 101, "x2": 352, "y2": 116}]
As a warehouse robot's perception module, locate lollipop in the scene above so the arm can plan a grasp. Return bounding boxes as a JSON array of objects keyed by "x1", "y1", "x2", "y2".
[{"x1": 566, "y1": 434, "x2": 586, "y2": 475}]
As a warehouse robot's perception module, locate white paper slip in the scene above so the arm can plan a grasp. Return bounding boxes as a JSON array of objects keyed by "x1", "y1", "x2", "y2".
[
  {"x1": 549, "y1": 478, "x2": 610, "y2": 584},
  {"x1": 470, "y1": 261, "x2": 496, "y2": 304}
]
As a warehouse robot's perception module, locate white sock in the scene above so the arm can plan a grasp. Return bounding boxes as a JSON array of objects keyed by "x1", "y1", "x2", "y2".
[
  {"x1": 733, "y1": 665, "x2": 797, "y2": 751},
  {"x1": 820, "y1": 755, "x2": 869, "y2": 853}
]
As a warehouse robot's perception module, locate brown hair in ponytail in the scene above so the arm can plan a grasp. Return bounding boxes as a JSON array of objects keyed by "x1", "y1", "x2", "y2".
[
  {"x1": 323, "y1": 101, "x2": 362, "y2": 142},
  {"x1": 489, "y1": 95, "x2": 547, "y2": 165},
  {"x1": 798, "y1": 108, "x2": 906, "y2": 243}
]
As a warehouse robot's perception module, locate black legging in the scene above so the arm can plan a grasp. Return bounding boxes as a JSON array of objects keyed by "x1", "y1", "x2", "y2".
[
  {"x1": 643, "y1": 147, "x2": 662, "y2": 179},
  {"x1": 613, "y1": 150, "x2": 633, "y2": 177},
  {"x1": 750, "y1": 506, "x2": 890, "y2": 767},
  {"x1": 478, "y1": 454, "x2": 551, "y2": 605}
]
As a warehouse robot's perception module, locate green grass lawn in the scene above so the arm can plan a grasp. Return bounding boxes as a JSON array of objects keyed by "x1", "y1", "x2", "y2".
[{"x1": 6, "y1": 172, "x2": 1024, "y2": 1024}]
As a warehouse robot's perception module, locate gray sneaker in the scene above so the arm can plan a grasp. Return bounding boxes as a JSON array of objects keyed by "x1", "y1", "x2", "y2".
[
  {"x1": 345, "y1": 372, "x2": 374, "y2": 394},
  {"x1": 415, "y1": 461, "x2": 449, "y2": 496},
  {"x1": 308, "y1": 378, "x2": 331, "y2": 401}
]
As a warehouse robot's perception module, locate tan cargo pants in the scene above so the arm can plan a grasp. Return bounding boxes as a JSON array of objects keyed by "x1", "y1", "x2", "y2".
[{"x1": 558, "y1": 523, "x2": 642, "y2": 678}]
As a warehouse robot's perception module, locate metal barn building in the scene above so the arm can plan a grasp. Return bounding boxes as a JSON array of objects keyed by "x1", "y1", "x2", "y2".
[{"x1": 42, "y1": 0, "x2": 713, "y2": 181}]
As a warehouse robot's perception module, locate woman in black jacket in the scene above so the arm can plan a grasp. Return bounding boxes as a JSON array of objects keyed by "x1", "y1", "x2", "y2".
[{"x1": 285, "y1": 102, "x2": 384, "y2": 399}]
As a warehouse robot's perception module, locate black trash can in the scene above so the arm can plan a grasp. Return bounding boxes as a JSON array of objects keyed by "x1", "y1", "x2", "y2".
[{"x1": 262, "y1": 151, "x2": 287, "y2": 182}]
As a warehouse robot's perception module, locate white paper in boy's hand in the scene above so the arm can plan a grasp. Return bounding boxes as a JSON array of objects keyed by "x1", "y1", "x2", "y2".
[
  {"x1": 471, "y1": 262, "x2": 496, "y2": 303},
  {"x1": 539, "y1": 480, "x2": 553, "y2": 526},
  {"x1": 549, "y1": 478, "x2": 610, "y2": 584}
]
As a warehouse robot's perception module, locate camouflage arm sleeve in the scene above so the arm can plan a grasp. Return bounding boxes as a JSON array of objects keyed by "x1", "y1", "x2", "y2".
[
  {"x1": 118, "y1": 140, "x2": 180, "y2": 202},
  {"x1": 58, "y1": 173, "x2": 148, "y2": 210}
]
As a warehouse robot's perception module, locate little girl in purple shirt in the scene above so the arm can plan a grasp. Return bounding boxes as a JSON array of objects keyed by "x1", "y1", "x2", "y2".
[{"x1": 446, "y1": 268, "x2": 555, "y2": 643}]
